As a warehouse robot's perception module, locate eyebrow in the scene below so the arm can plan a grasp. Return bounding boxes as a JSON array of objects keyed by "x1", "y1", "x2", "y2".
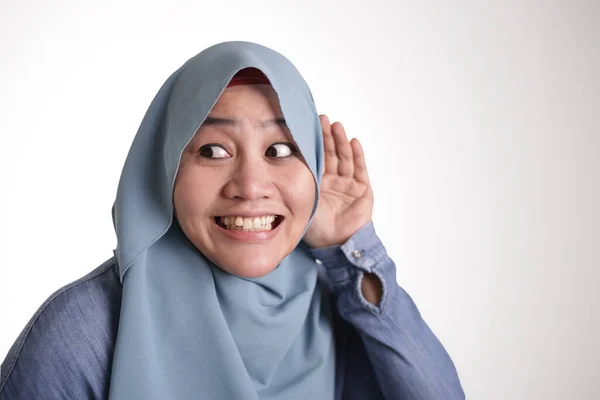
[{"x1": 202, "y1": 116, "x2": 287, "y2": 128}]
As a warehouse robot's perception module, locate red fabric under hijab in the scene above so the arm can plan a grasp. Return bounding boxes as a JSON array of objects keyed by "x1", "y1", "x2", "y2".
[{"x1": 226, "y1": 67, "x2": 271, "y2": 87}]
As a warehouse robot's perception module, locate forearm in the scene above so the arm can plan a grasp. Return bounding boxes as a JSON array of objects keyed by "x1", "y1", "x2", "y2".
[
  {"x1": 361, "y1": 272, "x2": 383, "y2": 306},
  {"x1": 311, "y1": 221, "x2": 465, "y2": 400}
]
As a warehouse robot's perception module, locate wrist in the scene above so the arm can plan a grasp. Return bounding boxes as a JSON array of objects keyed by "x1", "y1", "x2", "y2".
[{"x1": 304, "y1": 220, "x2": 374, "y2": 250}]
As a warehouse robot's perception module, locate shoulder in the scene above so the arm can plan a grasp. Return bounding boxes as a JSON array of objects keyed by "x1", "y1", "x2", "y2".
[{"x1": 0, "y1": 258, "x2": 122, "y2": 400}]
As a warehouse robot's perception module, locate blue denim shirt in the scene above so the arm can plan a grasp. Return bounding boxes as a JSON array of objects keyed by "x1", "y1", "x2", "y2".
[{"x1": 0, "y1": 222, "x2": 464, "y2": 399}]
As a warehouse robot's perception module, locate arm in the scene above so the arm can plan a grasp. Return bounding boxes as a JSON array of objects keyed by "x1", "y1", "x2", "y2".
[
  {"x1": 0, "y1": 260, "x2": 120, "y2": 400},
  {"x1": 312, "y1": 221, "x2": 465, "y2": 400}
]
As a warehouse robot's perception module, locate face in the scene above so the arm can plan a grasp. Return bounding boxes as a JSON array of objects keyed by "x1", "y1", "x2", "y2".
[{"x1": 173, "y1": 84, "x2": 316, "y2": 278}]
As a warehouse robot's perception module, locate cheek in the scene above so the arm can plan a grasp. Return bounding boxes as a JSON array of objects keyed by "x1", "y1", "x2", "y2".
[
  {"x1": 173, "y1": 165, "x2": 214, "y2": 217},
  {"x1": 281, "y1": 166, "x2": 316, "y2": 217}
]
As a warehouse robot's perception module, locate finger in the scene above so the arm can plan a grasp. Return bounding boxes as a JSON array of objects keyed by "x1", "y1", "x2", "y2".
[
  {"x1": 320, "y1": 115, "x2": 338, "y2": 175},
  {"x1": 331, "y1": 121, "x2": 354, "y2": 177},
  {"x1": 350, "y1": 138, "x2": 370, "y2": 185}
]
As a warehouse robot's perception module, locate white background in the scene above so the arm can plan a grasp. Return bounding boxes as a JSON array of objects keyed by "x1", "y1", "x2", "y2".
[{"x1": 1, "y1": 1, "x2": 599, "y2": 399}]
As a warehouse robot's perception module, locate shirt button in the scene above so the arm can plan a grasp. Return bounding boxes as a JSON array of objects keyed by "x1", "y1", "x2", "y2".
[{"x1": 352, "y1": 250, "x2": 364, "y2": 259}]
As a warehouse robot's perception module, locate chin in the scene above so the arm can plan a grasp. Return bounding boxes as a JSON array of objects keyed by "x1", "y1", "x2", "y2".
[
  {"x1": 222, "y1": 262, "x2": 279, "y2": 278},
  {"x1": 212, "y1": 254, "x2": 282, "y2": 278}
]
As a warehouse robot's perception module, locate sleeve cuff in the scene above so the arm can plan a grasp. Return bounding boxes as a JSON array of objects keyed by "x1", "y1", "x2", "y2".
[
  {"x1": 310, "y1": 221, "x2": 392, "y2": 315},
  {"x1": 310, "y1": 221, "x2": 388, "y2": 283}
]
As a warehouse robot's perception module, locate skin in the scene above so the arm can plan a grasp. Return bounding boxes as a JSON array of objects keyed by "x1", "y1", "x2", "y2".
[
  {"x1": 309, "y1": 115, "x2": 381, "y2": 305},
  {"x1": 174, "y1": 83, "x2": 382, "y2": 304}
]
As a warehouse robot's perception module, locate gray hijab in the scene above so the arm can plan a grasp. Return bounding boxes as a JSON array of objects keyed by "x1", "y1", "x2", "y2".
[{"x1": 108, "y1": 41, "x2": 335, "y2": 399}]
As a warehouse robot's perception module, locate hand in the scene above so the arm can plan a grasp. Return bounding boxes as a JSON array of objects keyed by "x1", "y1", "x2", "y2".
[{"x1": 303, "y1": 115, "x2": 374, "y2": 248}]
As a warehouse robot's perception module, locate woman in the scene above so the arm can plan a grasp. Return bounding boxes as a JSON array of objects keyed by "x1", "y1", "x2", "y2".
[{"x1": 0, "y1": 41, "x2": 464, "y2": 399}]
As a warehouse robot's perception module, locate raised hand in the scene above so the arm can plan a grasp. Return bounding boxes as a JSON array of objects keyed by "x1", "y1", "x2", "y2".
[{"x1": 303, "y1": 115, "x2": 374, "y2": 249}]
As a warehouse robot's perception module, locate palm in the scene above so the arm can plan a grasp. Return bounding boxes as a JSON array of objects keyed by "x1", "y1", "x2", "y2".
[{"x1": 304, "y1": 115, "x2": 374, "y2": 248}]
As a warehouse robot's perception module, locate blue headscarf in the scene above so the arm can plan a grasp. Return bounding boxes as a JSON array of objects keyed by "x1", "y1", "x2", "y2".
[{"x1": 108, "y1": 42, "x2": 335, "y2": 399}]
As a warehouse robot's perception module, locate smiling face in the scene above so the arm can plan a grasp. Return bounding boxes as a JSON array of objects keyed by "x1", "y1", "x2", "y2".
[{"x1": 173, "y1": 83, "x2": 316, "y2": 278}]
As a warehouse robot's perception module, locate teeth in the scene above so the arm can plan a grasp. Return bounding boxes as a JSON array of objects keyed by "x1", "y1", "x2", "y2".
[{"x1": 218, "y1": 215, "x2": 279, "y2": 231}]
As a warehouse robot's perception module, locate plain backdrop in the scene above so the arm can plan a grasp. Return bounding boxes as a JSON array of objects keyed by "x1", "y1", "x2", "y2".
[{"x1": 1, "y1": 1, "x2": 598, "y2": 399}]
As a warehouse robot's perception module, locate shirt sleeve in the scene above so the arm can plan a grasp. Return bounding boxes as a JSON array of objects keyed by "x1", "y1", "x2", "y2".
[
  {"x1": 0, "y1": 259, "x2": 121, "y2": 400},
  {"x1": 310, "y1": 221, "x2": 465, "y2": 400}
]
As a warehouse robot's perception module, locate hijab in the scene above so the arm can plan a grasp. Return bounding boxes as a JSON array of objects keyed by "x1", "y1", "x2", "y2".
[{"x1": 108, "y1": 41, "x2": 335, "y2": 399}]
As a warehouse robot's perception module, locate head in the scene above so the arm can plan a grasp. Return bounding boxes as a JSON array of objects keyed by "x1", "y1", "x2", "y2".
[
  {"x1": 112, "y1": 42, "x2": 324, "y2": 281},
  {"x1": 173, "y1": 70, "x2": 316, "y2": 278}
]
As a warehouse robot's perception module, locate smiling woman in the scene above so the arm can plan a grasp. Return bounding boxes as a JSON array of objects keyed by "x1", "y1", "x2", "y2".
[
  {"x1": 174, "y1": 77, "x2": 316, "y2": 278},
  {"x1": 0, "y1": 42, "x2": 465, "y2": 400}
]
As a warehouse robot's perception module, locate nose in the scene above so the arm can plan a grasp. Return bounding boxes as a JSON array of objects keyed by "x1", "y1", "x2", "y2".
[{"x1": 221, "y1": 154, "x2": 276, "y2": 201}]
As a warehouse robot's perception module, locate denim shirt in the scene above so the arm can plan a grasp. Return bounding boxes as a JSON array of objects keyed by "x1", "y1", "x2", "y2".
[{"x1": 0, "y1": 222, "x2": 464, "y2": 399}]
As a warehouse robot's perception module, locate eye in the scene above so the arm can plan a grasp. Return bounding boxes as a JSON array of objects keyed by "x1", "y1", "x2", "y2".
[
  {"x1": 198, "y1": 144, "x2": 230, "y2": 159},
  {"x1": 265, "y1": 143, "x2": 297, "y2": 158}
]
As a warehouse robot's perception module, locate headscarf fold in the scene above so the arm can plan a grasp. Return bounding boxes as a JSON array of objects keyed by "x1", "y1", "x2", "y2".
[{"x1": 108, "y1": 41, "x2": 335, "y2": 400}]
